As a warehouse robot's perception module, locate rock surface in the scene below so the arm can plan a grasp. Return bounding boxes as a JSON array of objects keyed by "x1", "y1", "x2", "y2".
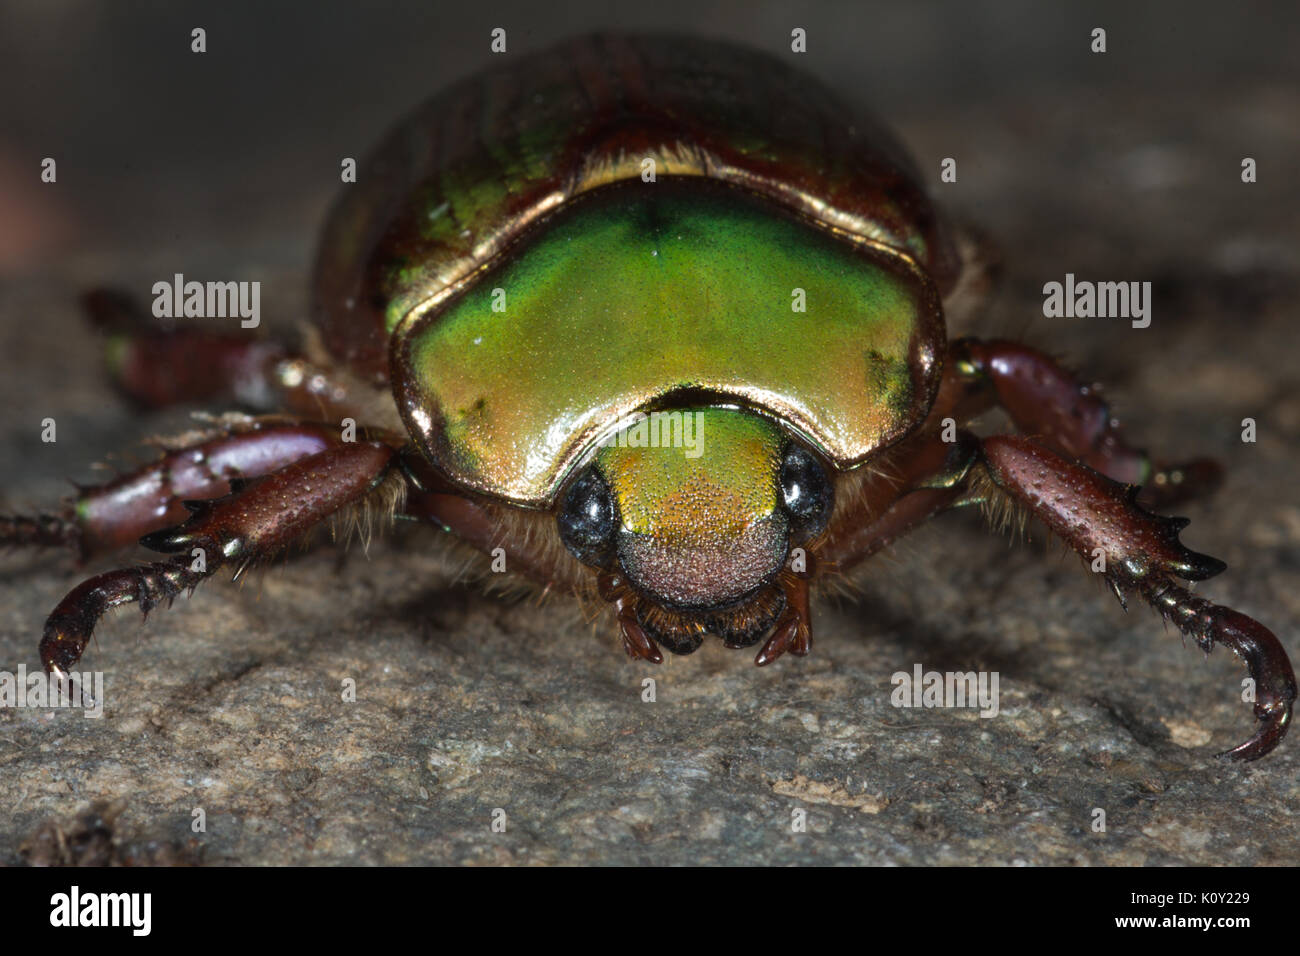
[{"x1": 1, "y1": 2, "x2": 1297, "y2": 864}]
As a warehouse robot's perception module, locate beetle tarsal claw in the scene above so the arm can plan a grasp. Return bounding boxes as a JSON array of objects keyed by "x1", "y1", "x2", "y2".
[
  {"x1": 1141, "y1": 579, "x2": 1297, "y2": 760},
  {"x1": 1217, "y1": 706, "x2": 1292, "y2": 762}
]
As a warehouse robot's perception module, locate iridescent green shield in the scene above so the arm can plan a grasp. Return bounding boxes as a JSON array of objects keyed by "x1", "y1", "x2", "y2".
[{"x1": 392, "y1": 181, "x2": 944, "y2": 507}]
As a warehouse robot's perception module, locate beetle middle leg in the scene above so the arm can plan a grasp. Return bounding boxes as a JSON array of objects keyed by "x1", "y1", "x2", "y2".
[
  {"x1": 942, "y1": 338, "x2": 1222, "y2": 507},
  {"x1": 83, "y1": 287, "x2": 372, "y2": 422},
  {"x1": 39, "y1": 438, "x2": 401, "y2": 678}
]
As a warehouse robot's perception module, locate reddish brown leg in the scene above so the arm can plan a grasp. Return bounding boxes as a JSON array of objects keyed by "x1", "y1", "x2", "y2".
[
  {"x1": 813, "y1": 422, "x2": 1291, "y2": 760},
  {"x1": 945, "y1": 338, "x2": 1222, "y2": 507},
  {"x1": 755, "y1": 560, "x2": 814, "y2": 666},
  {"x1": 85, "y1": 287, "x2": 361, "y2": 421},
  {"x1": 816, "y1": 346, "x2": 1056, "y2": 575},
  {"x1": 1, "y1": 420, "x2": 345, "y2": 560},
  {"x1": 40, "y1": 440, "x2": 399, "y2": 676},
  {"x1": 978, "y1": 435, "x2": 1294, "y2": 761}
]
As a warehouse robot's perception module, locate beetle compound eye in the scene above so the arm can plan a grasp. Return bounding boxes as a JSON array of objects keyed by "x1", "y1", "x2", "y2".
[
  {"x1": 780, "y1": 446, "x2": 833, "y2": 542},
  {"x1": 557, "y1": 467, "x2": 618, "y2": 567}
]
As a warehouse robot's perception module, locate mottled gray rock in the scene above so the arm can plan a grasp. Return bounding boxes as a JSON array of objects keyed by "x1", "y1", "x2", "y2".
[{"x1": 1, "y1": 2, "x2": 1297, "y2": 865}]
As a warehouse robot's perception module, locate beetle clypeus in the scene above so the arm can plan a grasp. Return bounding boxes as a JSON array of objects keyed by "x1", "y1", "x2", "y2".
[{"x1": 3, "y1": 34, "x2": 1293, "y2": 760}]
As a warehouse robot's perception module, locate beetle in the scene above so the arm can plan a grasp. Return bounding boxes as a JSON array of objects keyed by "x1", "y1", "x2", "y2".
[{"x1": 3, "y1": 33, "x2": 1293, "y2": 760}]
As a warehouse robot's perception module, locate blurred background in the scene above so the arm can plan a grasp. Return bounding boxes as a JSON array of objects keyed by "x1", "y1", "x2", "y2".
[{"x1": 1, "y1": 0, "x2": 1296, "y2": 278}]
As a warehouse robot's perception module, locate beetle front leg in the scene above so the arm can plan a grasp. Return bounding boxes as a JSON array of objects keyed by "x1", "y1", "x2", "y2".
[
  {"x1": 40, "y1": 439, "x2": 399, "y2": 677},
  {"x1": 943, "y1": 338, "x2": 1222, "y2": 507},
  {"x1": 820, "y1": 428, "x2": 981, "y2": 574},
  {"x1": 976, "y1": 435, "x2": 1295, "y2": 761},
  {"x1": 1, "y1": 419, "x2": 346, "y2": 561}
]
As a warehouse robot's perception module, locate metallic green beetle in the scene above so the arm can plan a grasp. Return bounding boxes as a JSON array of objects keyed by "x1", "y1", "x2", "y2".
[{"x1": 17, "y1": 34, "x2": 1294, "y2": 760}]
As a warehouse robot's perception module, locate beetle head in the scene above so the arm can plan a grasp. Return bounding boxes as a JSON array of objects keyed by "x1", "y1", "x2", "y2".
[{"x1": 557, "y1": 406, "x2": 832, "y2": 652}]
